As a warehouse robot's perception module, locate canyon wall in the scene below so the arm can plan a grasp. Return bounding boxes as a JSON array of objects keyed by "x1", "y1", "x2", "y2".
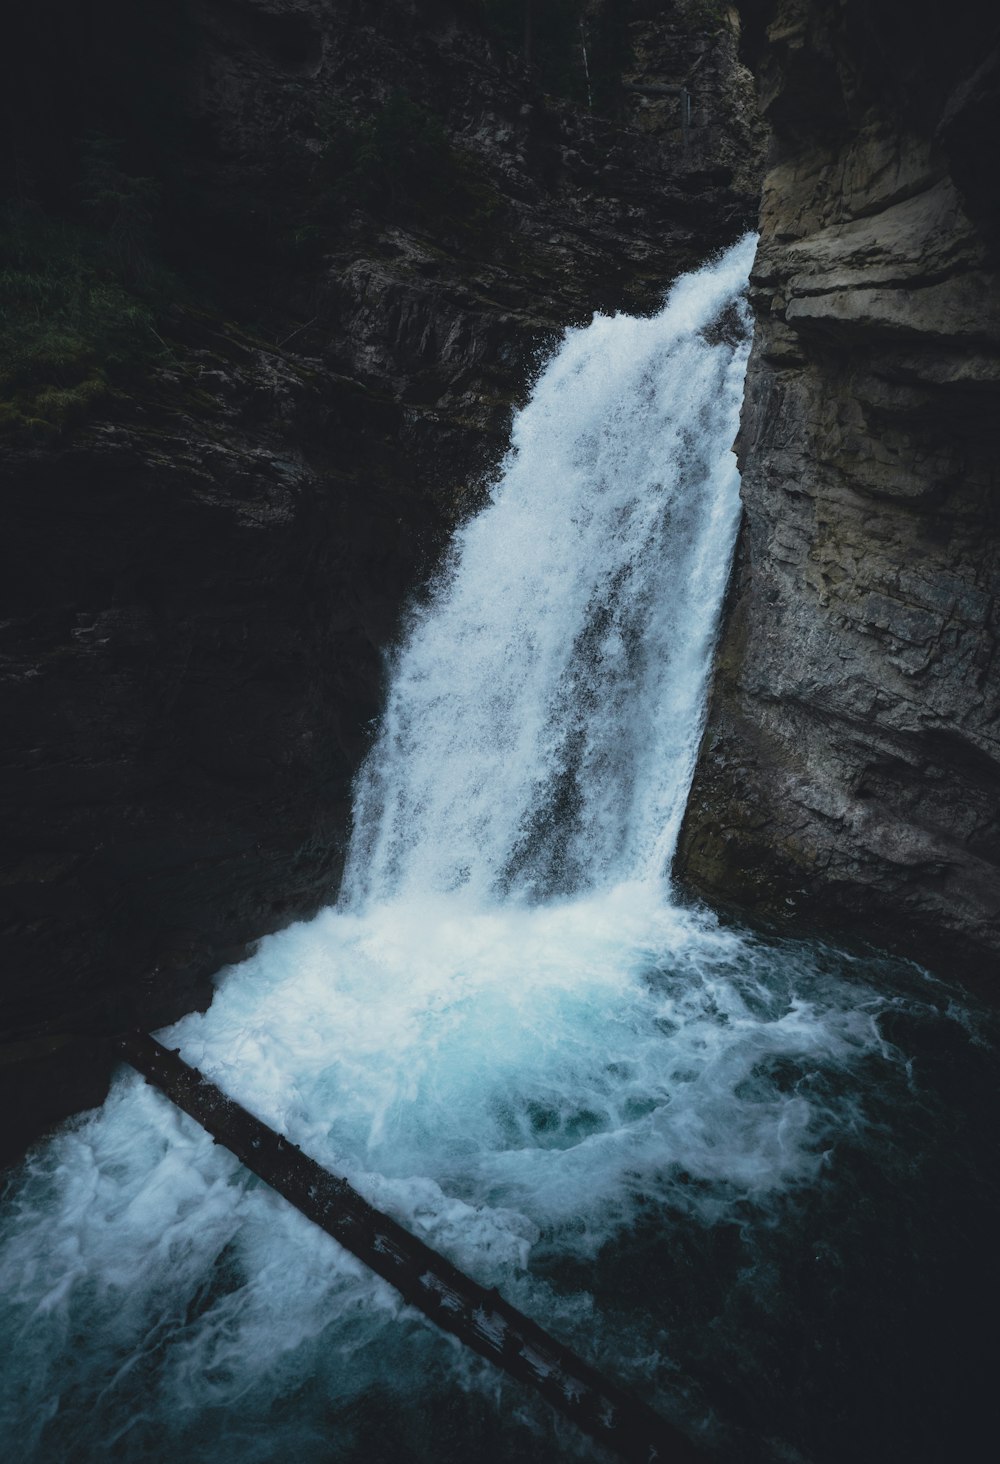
[
  {"x1": 0, "y1": 1, "x2": 762, "y2": 1159},
  {"x1": 678, "y1": 0, "x2": 1000, "y2": 986}
]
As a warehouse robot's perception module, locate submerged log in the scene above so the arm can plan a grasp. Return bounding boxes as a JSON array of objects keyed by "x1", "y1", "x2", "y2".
[{"x1": 118, "y1": 1031, "x2": 704, "y2": 1464}]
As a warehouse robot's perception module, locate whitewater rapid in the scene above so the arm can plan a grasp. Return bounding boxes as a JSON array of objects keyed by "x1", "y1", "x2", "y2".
[{"x1": 1, "y1": 236, "x2": 993, "y2": 1464}]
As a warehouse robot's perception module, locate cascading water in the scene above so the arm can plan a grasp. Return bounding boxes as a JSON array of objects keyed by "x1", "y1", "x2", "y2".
[
  {"x1": 343, "y1": 240, "x2": 747, "y2": 905},
  {"x1": 1, "y1": 237, "x2": 996, "y2": 1464}
]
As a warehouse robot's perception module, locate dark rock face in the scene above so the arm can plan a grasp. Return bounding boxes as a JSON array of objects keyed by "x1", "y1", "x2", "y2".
[
  {"x1": 677, "y1": 0, "x2": 1000, "y2": 986},
  {"x1": 1, "y1": 1, "x2": 762, "y2": 1159}
]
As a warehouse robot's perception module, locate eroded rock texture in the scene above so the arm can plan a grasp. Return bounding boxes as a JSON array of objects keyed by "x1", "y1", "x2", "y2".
[
  {"x1": 1, "y1": 1, "x2": 762, "y2": 1158},
  {"x1": 678, "y1": 0, "x2": 1000, "y2": 984}
]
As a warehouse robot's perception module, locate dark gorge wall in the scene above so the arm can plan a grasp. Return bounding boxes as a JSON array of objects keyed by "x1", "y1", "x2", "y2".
[
  {"x1": 0, "y1": 2, "x2": 763, "y2": 1160},
  {"x1": 678, "y1": 0, "x2": 1000, "y2": 985}
]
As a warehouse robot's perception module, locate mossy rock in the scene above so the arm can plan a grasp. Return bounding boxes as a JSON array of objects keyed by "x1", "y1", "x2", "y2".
[{"x1": 0, "y1": 200, "x2": 174, "y2": 437}]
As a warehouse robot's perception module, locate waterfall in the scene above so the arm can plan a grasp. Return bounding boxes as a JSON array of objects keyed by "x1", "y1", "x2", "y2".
[
  {"x1": 0, "y1": 237, "x2": 993, "y2": 1464},
  {"x1": 344, "y1": 236, "x2": 751, "y2": 905}
]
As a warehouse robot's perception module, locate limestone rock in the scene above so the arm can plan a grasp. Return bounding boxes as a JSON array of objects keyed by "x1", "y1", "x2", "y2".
[{"x1": 678, "y1": 0, "x2": 1000, "y2": 988}]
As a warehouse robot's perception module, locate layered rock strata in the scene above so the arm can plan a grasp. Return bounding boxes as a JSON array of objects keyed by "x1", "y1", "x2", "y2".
[{"x1": 678, "y1": 0, "x2": 1000, "y2": 985}]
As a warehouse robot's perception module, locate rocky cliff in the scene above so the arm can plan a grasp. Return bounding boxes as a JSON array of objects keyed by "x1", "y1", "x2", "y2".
[
  {"x1": 678, "y1": 0, "x2": 1000, "y2": 986},
  {"x1": 0, "y1": 1, "x2": 762, "y2": 1160}
]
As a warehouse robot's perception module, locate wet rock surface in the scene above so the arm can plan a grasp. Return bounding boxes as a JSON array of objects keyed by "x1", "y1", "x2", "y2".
[
  {"x1": 677, "y1": 0, "x2": 1000, "y2": 987},
  {"x1": 0, "y1": 1, "x2": 762, "y2": 1159}
]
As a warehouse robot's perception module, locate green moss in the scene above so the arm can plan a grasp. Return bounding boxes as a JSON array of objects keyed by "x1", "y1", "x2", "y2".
[{"x1": 0, "y1": 195, "x2": 175, "y2": 438}]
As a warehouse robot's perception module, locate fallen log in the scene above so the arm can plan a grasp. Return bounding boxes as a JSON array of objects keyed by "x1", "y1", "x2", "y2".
[{"x1": 118, "y1": 1031, "x2": 705, "y2": 1464}]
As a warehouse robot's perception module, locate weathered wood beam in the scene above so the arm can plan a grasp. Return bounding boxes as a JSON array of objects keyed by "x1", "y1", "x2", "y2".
[{"x1": 118, "y1": 1031, "x2": 705, "y2": 1464}]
